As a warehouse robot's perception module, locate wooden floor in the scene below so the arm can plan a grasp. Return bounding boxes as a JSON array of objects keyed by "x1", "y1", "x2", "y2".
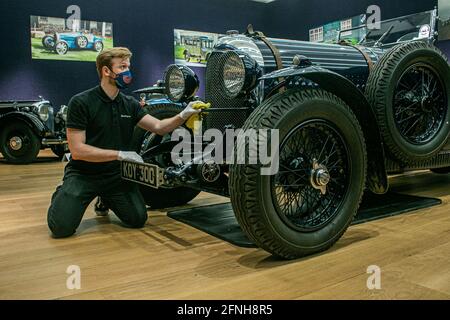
[{"x1": 0, "y1": 149, "x2": 449, "y2": 300}]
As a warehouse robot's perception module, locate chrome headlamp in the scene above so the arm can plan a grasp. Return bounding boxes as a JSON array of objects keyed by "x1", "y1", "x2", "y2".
[
  {"x1": 36, "y1": 104, "x2": 50, "y2": 122},
  {"x1": 164, "y1": 64, "x2": 199, "y2": 102},
  {"x1": 221, "y1": 50, "x2": 263, "y2": 99},
  {"x1": 59, "y1": 105, "x2": 68, "y2": 122}
]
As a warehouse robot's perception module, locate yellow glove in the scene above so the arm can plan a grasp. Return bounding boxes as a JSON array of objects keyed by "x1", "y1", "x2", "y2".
[{"x1": 185, "y1": 102, "x2": 211, "y2": 134}]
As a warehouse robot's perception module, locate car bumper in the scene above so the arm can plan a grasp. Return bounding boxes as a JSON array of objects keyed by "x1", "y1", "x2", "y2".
[{"x1": 41, "y1": 138, "x2": 67, "y2": 146}]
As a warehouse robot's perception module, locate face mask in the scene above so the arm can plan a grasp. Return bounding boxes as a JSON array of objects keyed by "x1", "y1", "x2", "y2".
[{"x1": 109, "y1": 68, "x2": 133, "y2": 89}]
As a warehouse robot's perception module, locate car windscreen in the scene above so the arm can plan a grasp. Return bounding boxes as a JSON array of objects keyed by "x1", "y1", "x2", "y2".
[{"x1": 341, "y1": 10, "x2": 434, "y2": 47}]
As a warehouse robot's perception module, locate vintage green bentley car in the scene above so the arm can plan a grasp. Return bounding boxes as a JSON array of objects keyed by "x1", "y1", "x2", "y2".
[{"x1": 125, "y1": 9, "x2": 450, "y2": 259}]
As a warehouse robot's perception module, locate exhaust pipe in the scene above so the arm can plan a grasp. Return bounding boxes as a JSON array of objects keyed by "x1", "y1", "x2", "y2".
[{"x1": 41, "y1": 138, "x2": 67, "y2": 145}]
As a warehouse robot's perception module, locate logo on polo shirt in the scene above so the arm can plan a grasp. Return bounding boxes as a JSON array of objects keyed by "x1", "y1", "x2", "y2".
[{"x1": 121, "y1": 115, "x2": 131, "y2": 118}]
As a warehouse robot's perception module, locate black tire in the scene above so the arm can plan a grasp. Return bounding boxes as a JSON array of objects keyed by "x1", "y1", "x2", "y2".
[
  {"x1": 0, "y1": 121, "x2": 41, "y2": 164},
  {"x1": 51, "y1": 145, "x2": 69, "y2": 159},
  {"x1": 365, "y1": 41, "x2": 450, "y2": 163},
  {"x1": 75, "y1": 36, "x2": 88, "y2": 49},
  {"x1": 130, "y1": 103, "x2": 200, "y2": 209},
  {"x1": 229, "y1": 89, "x2": 367, "y2": 259},
  {"x1": 94, "y1": 41, "x2": 103, "y2": 53},
  {"x1": 430, "y1": 167, "x2": 450, "y2": 174},
  {"x1": 41, "y1": 35, "x2": 55, "y2": 49}
]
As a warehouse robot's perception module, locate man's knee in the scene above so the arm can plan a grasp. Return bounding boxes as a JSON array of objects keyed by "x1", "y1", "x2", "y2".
[
  {"x1": 47, "y1": 183, "x2": 90, "y2": 239},
  {"x1": 47, "y1": 208, "x2": 76, "y2": 238},
  {"x1": 118, "y1": 201, "x2": 148, "y2": 228},
  {"x1": 106, "y1": 187, "x2": 148, "y2": 228},
  {"x1": 126, "y1": 207, "x2": 148, "y2": 228},
  {"x1": 48, "y1": 221, "x2": 76, "y2": 238}
]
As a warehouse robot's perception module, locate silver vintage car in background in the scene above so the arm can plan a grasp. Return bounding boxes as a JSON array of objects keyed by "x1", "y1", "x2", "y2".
[{"x1": 0, "y1": 97, "x2": 68, "y2": 163}]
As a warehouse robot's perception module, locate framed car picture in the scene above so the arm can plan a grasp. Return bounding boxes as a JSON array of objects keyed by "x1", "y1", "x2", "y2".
[
  {"x1": 174, "y1": 29, "x2": 221, "y2": 67},
  {"x1": 30, "y1": 15, "x2": 113, "y2": 62},
  {"x1": 309, "y1": 14, "x2": 366, "y2": 44}
]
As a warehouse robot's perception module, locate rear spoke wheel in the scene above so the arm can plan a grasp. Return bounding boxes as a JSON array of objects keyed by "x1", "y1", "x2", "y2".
[{"x1": 394, "y1": 64, "x2": 447, "y2": 144}]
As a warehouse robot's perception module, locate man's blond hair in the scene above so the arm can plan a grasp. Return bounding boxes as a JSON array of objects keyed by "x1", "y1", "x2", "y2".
[{"x1": 96, "y1": 47, "x2": 132, "y2": 79}]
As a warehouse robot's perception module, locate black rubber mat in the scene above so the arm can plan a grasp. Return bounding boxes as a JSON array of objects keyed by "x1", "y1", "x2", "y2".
[{"x1": 167, "y1": 192, "x2": 442, "y2": 248}]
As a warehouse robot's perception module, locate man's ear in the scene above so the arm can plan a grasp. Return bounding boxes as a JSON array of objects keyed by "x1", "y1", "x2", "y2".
[{"x1": 102, "y1": 66, "x2": 111, "y2": 78}]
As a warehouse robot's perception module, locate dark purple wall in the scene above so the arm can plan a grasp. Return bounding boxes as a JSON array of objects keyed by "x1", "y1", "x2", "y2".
[
  {"x1": 437, "y1": 39, "x2": 450, "y2": 57},
  {"x1": 0, "y1": 0, "x2": 266, "y2": 107},
  {"x1": 0, "y1": 0, "x2": 449, "y2": 108}
]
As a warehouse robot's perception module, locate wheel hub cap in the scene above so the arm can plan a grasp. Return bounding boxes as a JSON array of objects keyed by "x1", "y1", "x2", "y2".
[
  {"x1": 201, "y1": 160, "x2": 221, "y2": 183},
  {"x1": 420, "y1": 96, "x2": 433, "y2": 113},
  {"x1": 9, "y1": 136, "x2": 23, "y2": 151},
  {"x1": 56, "y1": 43, "x2": 66, "y2": 53},
  {"x1": 310, "y1": 159, "x2": 330, "y2": 195}
]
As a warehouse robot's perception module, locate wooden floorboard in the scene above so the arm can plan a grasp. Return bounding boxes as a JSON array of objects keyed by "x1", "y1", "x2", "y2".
[{"x1": 0, "y1": 150, "x2": 449, "y2": 300}]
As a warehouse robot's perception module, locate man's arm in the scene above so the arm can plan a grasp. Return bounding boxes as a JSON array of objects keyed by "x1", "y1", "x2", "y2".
[
  {"x1": 136, "y1": 114, "x2": 185, "y2": 136},
  {"x1": 136, "y1": 101, "x2": 204, "y2": 135},
  {"x1": 67, "y1": 128, "x2": 119, "y2": 162}
]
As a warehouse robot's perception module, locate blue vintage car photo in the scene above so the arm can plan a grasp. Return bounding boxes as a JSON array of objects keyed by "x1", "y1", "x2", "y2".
[{"x1": 41, "y1": 32, "x2": 104, "y2": 55}]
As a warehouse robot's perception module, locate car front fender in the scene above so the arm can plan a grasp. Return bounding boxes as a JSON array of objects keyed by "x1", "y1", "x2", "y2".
[{"x1": 0, "y1": 112, "x2": 47, "y2": 137}]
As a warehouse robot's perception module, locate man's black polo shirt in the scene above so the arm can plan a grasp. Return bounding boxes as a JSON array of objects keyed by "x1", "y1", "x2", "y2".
[{"x1": 66, "y1": 85, "x2": 147, "y2": 174}]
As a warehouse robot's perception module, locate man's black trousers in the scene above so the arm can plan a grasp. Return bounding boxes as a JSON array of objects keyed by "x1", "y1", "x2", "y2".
[{"x1": 47, "y1": 167, "x2": 148, "y2": 238}]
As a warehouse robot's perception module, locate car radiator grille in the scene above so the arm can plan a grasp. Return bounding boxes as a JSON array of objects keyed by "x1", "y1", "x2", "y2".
[{"x1": 205, "y1": 51, "x2": 249, "y2": 132}]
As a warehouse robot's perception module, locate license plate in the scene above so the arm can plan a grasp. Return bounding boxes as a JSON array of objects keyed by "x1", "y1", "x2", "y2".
[{"x1": 120, "y1": 160, "x2": 165, "y2": 189}]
